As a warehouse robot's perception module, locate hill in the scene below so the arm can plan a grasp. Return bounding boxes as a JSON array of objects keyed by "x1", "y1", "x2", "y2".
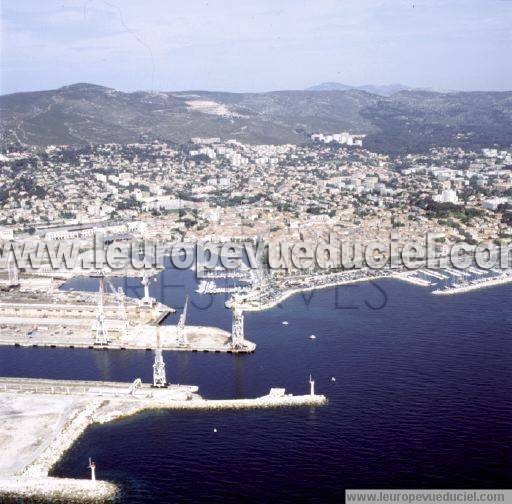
[
  {"x1": 306, "y1": 82, "x2": 415, "y2": 96},
  {"x1": 1, "y1": 83, "x2": 511, "y2": 154}
]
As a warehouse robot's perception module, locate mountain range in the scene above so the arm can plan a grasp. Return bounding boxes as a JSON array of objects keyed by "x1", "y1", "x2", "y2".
[
  {"x1": 1, "y1": 83, "x2": 511, "y2": 154},
  {"x1": 306, "y1": 82, "x2": 418, "y2": 96}
]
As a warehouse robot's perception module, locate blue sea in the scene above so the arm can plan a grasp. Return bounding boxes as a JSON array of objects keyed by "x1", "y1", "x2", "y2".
[{"x1": 0, "y1": 264, "x2": 511, "y2": 503}]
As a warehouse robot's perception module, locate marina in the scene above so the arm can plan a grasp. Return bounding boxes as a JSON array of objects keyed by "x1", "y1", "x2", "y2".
[
  {"x1": 0, "y1": 259, "x2": 510, "y2": 501},
  {"x1": 0, "y1": 264, "x2": 509, "y2": 502},
  {"x1": 224, "y1": 265, "x2": 512, "y2": 312},
  {"x1": 432, "y1": 270, "x2": 512, "y2": 295}
]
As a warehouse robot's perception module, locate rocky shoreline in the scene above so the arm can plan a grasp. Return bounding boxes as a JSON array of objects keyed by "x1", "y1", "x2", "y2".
[
  {"x1": 0, "y1": 477, "x2": 119, "y2": 503},
  {"x1": 0, "y1": 382, "x2": 326, "y2": 502}
]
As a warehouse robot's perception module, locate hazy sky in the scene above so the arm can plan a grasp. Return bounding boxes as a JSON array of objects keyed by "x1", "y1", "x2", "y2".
[{"x1": 1, "y1": 0, "x2": 511, "y2": 95}]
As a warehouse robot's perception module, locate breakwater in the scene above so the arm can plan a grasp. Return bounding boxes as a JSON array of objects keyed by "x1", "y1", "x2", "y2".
[{"x1": 0, "y1": 377, "x2": 326, "y2": 502}]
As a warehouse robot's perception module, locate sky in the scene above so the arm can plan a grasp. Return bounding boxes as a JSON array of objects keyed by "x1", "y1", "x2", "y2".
[{"x1": 1, "y1": 0, "x2": 511, "y2": 95}]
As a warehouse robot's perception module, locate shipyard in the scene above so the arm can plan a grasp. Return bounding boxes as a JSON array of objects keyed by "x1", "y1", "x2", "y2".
[
  {"x1": 0, "y1": 250, "x2": 509, "y2": 501},
  {"x1": 1, "y1": 0, "x2": 512, "y2": 501},
  {"x1": 0, "y1": 262, "x2": 256, "y2": 353}
]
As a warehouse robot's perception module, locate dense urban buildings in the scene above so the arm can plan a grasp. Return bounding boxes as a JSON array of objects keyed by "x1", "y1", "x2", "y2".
[{"x1": 1, "y1": 138, "x2": 511, "y2": 250}]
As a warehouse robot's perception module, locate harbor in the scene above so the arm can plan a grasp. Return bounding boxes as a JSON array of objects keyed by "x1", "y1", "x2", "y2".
[
  {"x1": 432, "y1": 269, "x2": 512, "y2": 295},
  {"x1": 223, "y1": 265, "x2": 512, "y2": 312},
  {"x1": 0, "y1": 257, "x2": 510, "y2": 502},
  {"x1": 0, "y1": 259, "x2": 510, "y2": 502},
  {"x1": 1, "y1": 261, "x2": 511, "y2": 356},
  {"x1": 1, "y1": 8, "x2": 511, "y2": 500},
  {"x1": 0, "y1": 375, "x2": 326, "y2": 502},
  {"x1": 0, "y1": 270, "x2": 256, "y2": 353}
]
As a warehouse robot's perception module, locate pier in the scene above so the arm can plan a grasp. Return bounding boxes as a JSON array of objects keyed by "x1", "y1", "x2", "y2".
[
  {"x1": 432, "y1": 272, "x2": 512, "y2": 295},
  {"x1": 0, "y1": 324, "x2": 256, "y2": 353},
  {"x1": 0, "y1": 287, "x2": 256, "y2": 353},
  {"x1": 0, "y1": 289, "x2": 171, "y2": 327},
  {"x1": 0, "y1": 376, "x2": 326, "y2": 502},
  {"x1": 394, "y1": 272, "x2": 432, "y2": 287},
  {"x1": 225, "y1": 265, "x2": 512, "y2": 313}
]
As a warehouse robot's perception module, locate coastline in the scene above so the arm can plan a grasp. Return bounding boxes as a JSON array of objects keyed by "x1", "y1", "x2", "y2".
[
  {"x1": 432, "y1": 274, "x2": 512, "y2": 295},
  {"x1": 0, "y1": 381, "x2": 326, "y2": 503},
  {"x1": 0, "y1": 477, "x2": 118, "y2": 503},
  {"x1": 234, "y1": 271, "x2": 424, "y2": 312},
  {"x1": 2, "y1": 266, "x2": 509, "y2": 502},
  {"x1": 233, "y1": 270, "x2": 511, "y2": 312}
]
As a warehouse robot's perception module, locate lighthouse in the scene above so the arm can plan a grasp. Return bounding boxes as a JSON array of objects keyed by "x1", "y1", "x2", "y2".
[
  {"x1": 309, "y1": 374, "x2": 315, "y2": 396},
  {"x1": 88, "y1": 458, "x2": 96, "y2": 482}
]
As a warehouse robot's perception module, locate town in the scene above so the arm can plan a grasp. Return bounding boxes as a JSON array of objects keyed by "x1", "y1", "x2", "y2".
[{"x1": 1, "y1": 135, "x2": 511, "y2": 251}]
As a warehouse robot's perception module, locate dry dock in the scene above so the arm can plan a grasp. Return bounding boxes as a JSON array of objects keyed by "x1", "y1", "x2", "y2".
[
  {"x1": 0, "y1": 376, "x2": 326, "y2": 501},
  {"x1": 0, "y1": 290, "x2": 171, "y2": 326},
  {"x1": 0, "y1": 290, "x2": 256, "y2": 353},
  {"x1": 0, "y1": 324, "x2": 256, "y2": 353}
]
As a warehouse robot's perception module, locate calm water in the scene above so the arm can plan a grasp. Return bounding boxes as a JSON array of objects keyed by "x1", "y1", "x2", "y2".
[{"x1": 1, "y1": 265, "x2": 511, "y2": 502}]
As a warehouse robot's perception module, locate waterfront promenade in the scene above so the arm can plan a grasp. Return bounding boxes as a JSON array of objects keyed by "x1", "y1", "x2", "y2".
[
  {"x1": 229, "y1": 269, "x2": 432, "y2": 312},
  {"x1": 229, "y1": 267, "x2": 511, "y2": 312}
]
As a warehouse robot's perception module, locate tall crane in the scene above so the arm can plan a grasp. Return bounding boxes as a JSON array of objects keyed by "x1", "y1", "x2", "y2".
[
  {"x1": 152, "y1": 325, "x2": 167, "y2": 387},
  {"x1": 177, "y1": 295, "x2": 189, "y2": 347},
  {"x1": 231, "y1": 305, "x2": 245, "y2": 349},
  {"x1": 102, "y1": 273, "x2": 128, "y2": 336},
  {"x1": 93, "y1": 276, "x2": 110, "y2": 346},
  {"x1": 7, "y1": 253, "x2": 19, "y2": 287},
  {"x1": 140, "y1": 269, "x2": 154, "y2": 307}
]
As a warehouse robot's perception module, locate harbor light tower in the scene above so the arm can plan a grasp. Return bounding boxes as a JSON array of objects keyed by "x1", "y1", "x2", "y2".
[
  {"x1": 309, "y1": 374, "x2": 315, "y2": 396},
  {"x1": 88, "y1": 458, "x2": 96, "y2": 482},
  {"x1": 231, "y1": 306, "x2": 245, "y2": 349},
  {"x1": 177, "y1": 295, "x2": 189, "y2": 347},
  {"x1": 153, "y1": 326, "x2": 167, "y2": 387},
  {"x1": 93, "y1": 276, "x2": 110, "y2": 346}
]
